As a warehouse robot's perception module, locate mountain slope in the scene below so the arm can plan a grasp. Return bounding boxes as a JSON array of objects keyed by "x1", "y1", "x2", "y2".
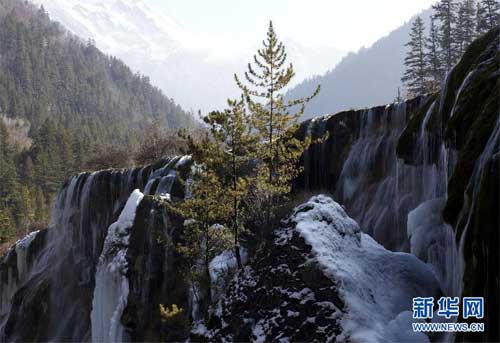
[
  {"x1": 0, "y1": 0, "x2": 194, "y2": 133},
  {"x1": 32, "y1": 0, "x2": 346, "y2": 113},
  {"x1": 286, "y1": 9, "x2": 432, "y2": 119},
  {"x1": 0, "y1": 0, "x2": 195, "y2": 239}
]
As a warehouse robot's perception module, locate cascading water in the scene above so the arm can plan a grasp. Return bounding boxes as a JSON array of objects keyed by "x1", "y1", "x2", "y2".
[
  {"x1": 0, "y1": 230, "x2": 41, "y2": 331},
  {"x1": 333, "y1": 103, "x2": 412, "y2": 250},
  {"x1": 302, "y1": 101, "x2": 425, "y2": 251},
  {"x1": 305, "y1": 98, "x2": 458, "y2": 298}
]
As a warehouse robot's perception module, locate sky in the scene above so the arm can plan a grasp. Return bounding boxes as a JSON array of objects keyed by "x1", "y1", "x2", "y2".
[{"x1": 149, "y1": 0, "x2": 436, "y2": 52}]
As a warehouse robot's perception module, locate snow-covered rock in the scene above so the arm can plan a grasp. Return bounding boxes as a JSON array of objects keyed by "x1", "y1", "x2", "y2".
[
  {"x1": 291, "y1": 195, "x2": 442, "y2": 342},
  {"x1": 204, "y1": 195, "x2": 441, "y2": 342}
]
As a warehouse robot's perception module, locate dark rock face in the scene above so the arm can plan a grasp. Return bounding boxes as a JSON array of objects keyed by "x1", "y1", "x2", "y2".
[
  {"x1": 123, "y1": 196, "x2": 190, "y2": 342},
  {"x1": 204, "y1": 195, "x2": 442, "y2": 342},
  {"x1": 203, "y1": 207, "x2": 344, "y2": 342}
]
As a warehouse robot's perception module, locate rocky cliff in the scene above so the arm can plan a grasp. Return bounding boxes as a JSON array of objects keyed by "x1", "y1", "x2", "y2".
[{"x1": 296, "y1": 25, "x2": 499, "y2": 342}]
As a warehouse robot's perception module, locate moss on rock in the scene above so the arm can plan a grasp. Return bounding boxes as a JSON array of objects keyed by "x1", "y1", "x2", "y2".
[{"x1": 444, "y1": 67, "x2": 499, "y2": 226}]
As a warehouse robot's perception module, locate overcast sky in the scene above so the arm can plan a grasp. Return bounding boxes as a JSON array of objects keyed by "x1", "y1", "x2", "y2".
[{"x1": 148, "y1": 0, "x2": 436, "y2": 52}]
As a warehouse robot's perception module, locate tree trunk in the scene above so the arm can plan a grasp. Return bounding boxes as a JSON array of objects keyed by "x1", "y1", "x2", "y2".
[
  {"x1": 232, "y1": 150, "x2": 242, "y2": 269},
  {"x1": 203, "y1": 197, "x2": 212, "y2": 320},
  {"x1": 266, "y1": 62, "x2": 274, "y2": 238},
  {"x1": 205, "y1": 257, "x2": 212, "y2": 320}
]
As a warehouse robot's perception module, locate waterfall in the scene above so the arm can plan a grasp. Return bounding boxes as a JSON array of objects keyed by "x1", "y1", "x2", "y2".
[
  {"x1": 331, "y1": 101, "x2": 416, "y2": 251},
  {"x1": 0, "y1": 230, "x2": 41, "y2": 331},
  {"x1": 91, "y1": 189, "x2": 144, "y2": 342},
  {"x1": 406, "y1": 198, "x2": 459, "y2": 296},
  {"x1": 301, "y1": 68, "x2": 479, "y2": 300},
  {"x1": 0, "y1": 156, "x2": 186, "y2": 342}
]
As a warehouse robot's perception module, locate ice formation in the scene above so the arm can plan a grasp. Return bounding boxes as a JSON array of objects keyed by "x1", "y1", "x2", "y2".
[{"x1": 91, "y1": 189, "x2": 144, "y2": 342}]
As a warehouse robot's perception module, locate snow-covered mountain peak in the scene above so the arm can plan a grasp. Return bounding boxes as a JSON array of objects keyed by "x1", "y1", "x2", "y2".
[
  {"x1": 33, "y1": 0, "x2": 191, "y2": 58},
  {"x1": 32, "y1": 0, "x2": 345, "y2": 112}
]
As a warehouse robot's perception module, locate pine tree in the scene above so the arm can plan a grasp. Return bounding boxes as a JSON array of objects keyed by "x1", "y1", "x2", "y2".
[
  {"x1": 235, "y1": 21, "x2": 319, "y2": 231},
  {"x1": 0, "y1": 121, "x2": 19, "y2": 209},
  {"x1": 426, "y1": 17, "x2": 445, "y2": 90},
  {"x1": 479, "y1": 0, "x2": 500, "y2": 29},
  {"x1": 17, "y1": 186, "x2": 35, "y2": 233},
  {"x1": 204, "y1": 97, "x2": 256, "y2": 268},
  {"x1": 0, "y1": 1, "x2": 198, "y2": 234},
  {"x1": 22, "y1": 156, "x2": 35, "y2": 187},
  {"x1": 476, "y1": 1, "x2": 490, "y2": 33},
  {"x1": 34, "y1": 186, "x2": 48, "y2": 223},
  {"x1": 168, "y1": 133, "x2": 233, "y2": 318},
  {"x1": 433, "y1": 0, "x2": 460, "y2": 71},
  {"x1": 456, "y1": 0, "x2": 477, "y2": 56},
  {"x1": 0, "y1": 207, "x2": 16, "y2": 243},
  {"x1": 402, "y1": 17, "x2": 429, "y2": 96}
]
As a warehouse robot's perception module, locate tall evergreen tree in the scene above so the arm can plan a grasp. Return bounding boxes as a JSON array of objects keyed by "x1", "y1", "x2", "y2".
[
  {"x1": 17, "y1": 186, "x2": 35, "y2": 233},
  {"x1": 0, "y1": 207, "x2": 16, "y2": 243},
  {"x1": 433, "y1": 0, "x2": 460, "y2": 71},
  {"x1": 479, "y1": 0, "x2": 500, "y2": 29},
  {"x1": 402, "y1": 17, "x2": 429, "y2": 96},
  {"x1": 204, "y1": 97, "x2": 256, "y2": 268},
  {"x1": 168, "y1": 134, "x2": 233, "y2": 318},
  {"x1": 476, "y1": 1, "x2": 490, "y2": 33},
  {"x1": 34, "y1": 186, "x2": 48, "y2": 223},
  {"x1": 0, "y1": 121, "x2": 19, "y2": 209},
  {"x1": 456, "y1": 0, "x2": 477, "y2": 55},
  {"x1": 426, "y1": 17, "x2": 444, "y2": 90},
  {"x1": 235, "y1": 21, "x2": 319, "y2": 231}
]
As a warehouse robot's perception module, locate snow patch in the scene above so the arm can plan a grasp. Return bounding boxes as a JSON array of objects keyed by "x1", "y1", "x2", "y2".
[
  {"x1": 15, "y1": 230, "x2": 39, "y2": 249},
  {"x1": 252, "y1": 320, "x2": 266, "y2": 343},
  {"x1": 210, "y1": 248, "x2": 248, "y2": 302}
]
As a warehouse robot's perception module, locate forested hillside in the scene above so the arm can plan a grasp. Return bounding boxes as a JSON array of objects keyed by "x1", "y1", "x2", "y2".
[
  {"x1": 284, "y1": 10, "x2": 432, "y2": 119},
  {"x1": 401, "y1": 0, "x2": 500, "y2": 96},
  {"x1": 0, "y1": 0, "x2": 195, "y2": 243}
]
